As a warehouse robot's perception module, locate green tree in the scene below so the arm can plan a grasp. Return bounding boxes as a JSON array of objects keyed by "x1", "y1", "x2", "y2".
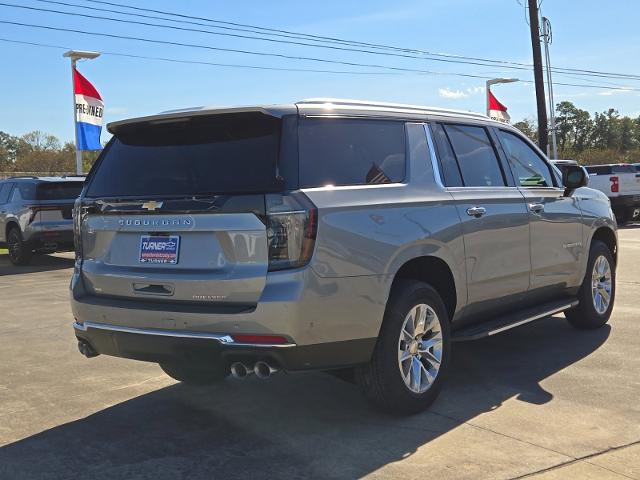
[
  {"x1": 592, "y1": 108, "x2": 621, "y2": 150},
  {"x1": 513, "y1": 119, "x2": 537, "y2": 143},
  {"x1": 555, "y1": 101, "x2": 592, "y2": 152},
  {"x1": 0, "y1": 131, "x2": 20, "y2": 171},
  {"x1": 14, "y1": 131, "x2": 75, "y2": 173},
  {"x1": 619, "y1": 116, "x2": 637, "y2": 151}
]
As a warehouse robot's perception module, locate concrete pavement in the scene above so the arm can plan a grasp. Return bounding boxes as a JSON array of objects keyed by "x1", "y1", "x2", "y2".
[{"x1": 0, "y1": 227, "x2": 639, "y2": 479}]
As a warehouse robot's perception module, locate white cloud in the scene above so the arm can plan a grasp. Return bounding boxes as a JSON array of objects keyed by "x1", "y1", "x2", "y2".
[
  {"x1": 439, "y1": 88, "x2": 468, "y2": 99},
  {"x1": 438, "y1": 86, "x2": 485, "y2": 99},
  {"x1": 597, "y1": 88, "x2": 633, "y2": 96}
]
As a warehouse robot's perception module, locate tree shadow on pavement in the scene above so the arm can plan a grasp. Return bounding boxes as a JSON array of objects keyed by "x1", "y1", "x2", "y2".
[
  {"x1": 0, "y1": 317, "x2": 610, "y2": 480},
  {"x1": 0, "y1": 253, "x2": 74, "y2": 276}
]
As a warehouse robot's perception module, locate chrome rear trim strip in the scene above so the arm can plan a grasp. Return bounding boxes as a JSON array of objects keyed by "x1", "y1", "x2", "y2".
[{"x1": 73, "y1": 321, "x2": 296, "y2": 348}]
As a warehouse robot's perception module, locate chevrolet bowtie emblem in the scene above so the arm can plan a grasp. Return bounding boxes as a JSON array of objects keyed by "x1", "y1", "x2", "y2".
[{"x1": 142, "y1": 201, "x2": 163, "y2": 211}]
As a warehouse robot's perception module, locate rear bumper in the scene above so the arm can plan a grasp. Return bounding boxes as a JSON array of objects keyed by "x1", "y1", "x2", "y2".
[
  {"x1": 25, "y1": 229, "x2": 74, "y2": 252},
  {"x1": 610, "y1": 195, "x2": 640, "y2": 209},
  {"x1": 73, "y1": 321, "x2": 375, "y2": 371},
  {"x1": 70, "y1": 266, "x2": 389, "y2": 370}
]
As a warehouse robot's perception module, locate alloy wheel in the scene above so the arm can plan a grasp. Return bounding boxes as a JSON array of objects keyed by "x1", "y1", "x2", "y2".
[
  {"x1": 591, "y1": 255, "x2": 612, "y2": 314},
  {"x1": 397, "y1": 303, "x2": 443, "y2": 394}
]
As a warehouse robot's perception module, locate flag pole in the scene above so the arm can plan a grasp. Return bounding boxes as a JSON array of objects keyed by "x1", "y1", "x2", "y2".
[
  {"x1": 486, "y1": 78, "x2": 518, "y2": 119},
  {"x1": 63, "y1": 50, "x2": 100, "y2": 175},
  {"x1": 69, "y1": 58, "x2": 83, "y2": 176}
]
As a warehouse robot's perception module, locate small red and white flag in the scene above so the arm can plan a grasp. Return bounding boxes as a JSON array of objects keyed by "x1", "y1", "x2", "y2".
[{"x1": 488, "y1": 90, "x2": 510, "y2": 123}]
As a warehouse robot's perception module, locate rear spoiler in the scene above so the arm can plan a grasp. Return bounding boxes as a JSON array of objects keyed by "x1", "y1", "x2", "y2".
[{"x1": 107, "y1": 104, "x2": 297, "y2": 135}]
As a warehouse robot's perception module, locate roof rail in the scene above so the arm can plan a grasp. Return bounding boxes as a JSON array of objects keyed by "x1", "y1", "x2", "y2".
[
  {"x1": 297, "y1": 98, "x2": 488, "y2": 119},
  {"x1": 5, "y1": 175, "x2": 39, "y2": 179}
]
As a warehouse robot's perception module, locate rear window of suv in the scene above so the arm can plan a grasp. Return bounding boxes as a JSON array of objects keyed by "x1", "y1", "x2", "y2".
[
  {"x1": 86, "y1": 112, "x2": 284, "y2": 197},
  {"x1": 37, "y1": 182, "x2": 83, "y2": 200},
  {"x1": 298, "y1": 118, "x2": 406, "y2": 188}
]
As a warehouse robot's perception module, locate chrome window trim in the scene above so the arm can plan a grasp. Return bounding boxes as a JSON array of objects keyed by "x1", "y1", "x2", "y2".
[{"x1": 74, "y1": 321, "x2": 297, "y2": 348}]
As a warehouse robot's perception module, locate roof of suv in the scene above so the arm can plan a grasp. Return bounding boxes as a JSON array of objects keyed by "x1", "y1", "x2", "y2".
[{"x1": 107, "y1": 98, "x2": 503, "y2": 133}]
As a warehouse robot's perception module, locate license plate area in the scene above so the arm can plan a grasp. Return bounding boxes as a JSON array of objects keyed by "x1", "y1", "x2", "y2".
[{"x1": 139, "y1": 235, "x2": 180, "y2": 264}]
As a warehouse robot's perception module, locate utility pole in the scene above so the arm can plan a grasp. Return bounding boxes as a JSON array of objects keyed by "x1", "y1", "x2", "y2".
[
  {"x1": 542, "y1": 17, "x2": 558, "y2": 159},
  {"x1": 527, "y1": 0, "x2": 548, "y2": 154}
]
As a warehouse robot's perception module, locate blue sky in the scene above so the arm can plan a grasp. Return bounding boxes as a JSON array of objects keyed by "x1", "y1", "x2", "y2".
[{"x1": 1, "y1": 0, "x2": 640, "y2": 143}]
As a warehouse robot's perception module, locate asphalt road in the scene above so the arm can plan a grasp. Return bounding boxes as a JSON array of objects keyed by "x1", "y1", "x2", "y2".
[{"x1": 1, "y1": 227, "x2": 639, "y2": 479}]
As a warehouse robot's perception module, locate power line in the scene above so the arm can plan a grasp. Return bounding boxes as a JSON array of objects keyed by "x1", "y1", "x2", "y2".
[
  {"x1": 25, "y1": 0, "x2": 640, "y2": 82},
  {"x1": 1, "y1": 35, "x2": 639, "y2": 94},
  {"x1": 0, "y1": 19, "x2": 524, "y2": 77},
  {"x1": 71, "y1": 0, "x2": 640, "y2": 81},
  {"x1": 0, "y1": 2, "x2": 550, "y2": 75},
  {"x1": 0, "y1": 38, "x2": 399, "y2": 74}
]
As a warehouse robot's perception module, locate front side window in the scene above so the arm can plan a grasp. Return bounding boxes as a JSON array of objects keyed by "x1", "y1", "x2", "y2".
[
  {"x1": 442, "y1": 124, "x2": 505, "y2": 187},
  {"x1": 298, "y1": 118, "x2": 405, "y2": 188},
  {"x1": 498, "y1": 130, "x2": 554, "y2": 187}
]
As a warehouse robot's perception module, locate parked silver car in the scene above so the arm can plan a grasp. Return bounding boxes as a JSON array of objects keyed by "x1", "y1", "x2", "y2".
[
  {"x1": 71, "y1": 99, "x2": 617, "y2": 414},
  {"x1": 0, "y1": 176, "x2": 84, "y2": 265}
]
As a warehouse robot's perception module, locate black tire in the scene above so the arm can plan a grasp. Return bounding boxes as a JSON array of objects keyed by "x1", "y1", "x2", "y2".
[
  {"x1": 615, "y1": 208, "x2": 631, "y2": 225},
  {"x1": 565, "y1": 240, "x2": 615, "y2": 330},
  {"x1": 356, "y1": 280, "x2": 451, "y2": 415},
  {"x1": 7, "y1": 227, "x2": 32, "y2": 266},
  {"x1": 160, "y1": 360, "x2": 228, "y2": 385}
]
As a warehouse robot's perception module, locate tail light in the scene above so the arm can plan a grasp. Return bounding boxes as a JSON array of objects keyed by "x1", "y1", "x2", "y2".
[
  {"x1": 25, "y1": 205, "x2": 60, "y2": 224},
  {"x1": 265, "y1": 192, "x2": 317, "y2": 271},
  {"x1": 610, "y1": 176, "x2": 619, "y2": 193},
  {"x1": 72, "y1": 199, "x2": 83, "y2": 262}
]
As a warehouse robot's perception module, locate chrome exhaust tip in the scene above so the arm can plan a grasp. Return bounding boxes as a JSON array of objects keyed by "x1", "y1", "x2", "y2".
[
  {"x1": 77, "y1": 340, "x2": 99, "y2": 358},
  {"x1": 230, "y1": 362, "x2": 252, "y2": 379},
  {"x1": 254, "y1": 361, "x2": 278, "y2": 379}
]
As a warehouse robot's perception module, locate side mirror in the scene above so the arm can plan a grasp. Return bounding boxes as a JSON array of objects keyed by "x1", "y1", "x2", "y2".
[{"x1": 562, "y1": 165, "x2": 588, "y2": 196}]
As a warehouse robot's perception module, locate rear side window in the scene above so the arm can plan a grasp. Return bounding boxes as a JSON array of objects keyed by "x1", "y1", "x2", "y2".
[
  {"x1": 585, "y1": 165, "x2": 612, "y2": 175},
  {"x1": 86, "y1": 113, "x2": 283, "y2": 197},
  {"x1": 298, "y1": 118, "x2": 405, "y2": 188},
  {"x1": 430, "y1": 123, "x2": 463, "y2": 187},
  {"x1": 612, "y1": 165, "x2": 635, "y2": 174},
  {"x1": 497, "y1": 130, "x2": 553, "y2": 187},
  {"x1": 443, "y1": 124, "x2": 505, "y2": 187},
  {"x1": 37, "y1": 182, "x2": 83, "y2": 200},
  {"x1": 10, "y1": 183, "x2": 36, "y2": 201}
]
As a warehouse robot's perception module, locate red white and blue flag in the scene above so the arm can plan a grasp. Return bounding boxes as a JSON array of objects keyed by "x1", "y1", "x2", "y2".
[{"x1": 74, "y1": 68, "x2": 103, "y2": 150}]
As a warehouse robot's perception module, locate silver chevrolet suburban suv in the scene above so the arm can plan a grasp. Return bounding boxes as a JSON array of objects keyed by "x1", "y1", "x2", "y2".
[{"x1": 71, "y1": 99, "x2": 617, "y2": 414}]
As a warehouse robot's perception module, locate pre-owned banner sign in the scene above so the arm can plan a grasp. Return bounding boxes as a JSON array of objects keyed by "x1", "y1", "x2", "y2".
[
  {"x1": 74, "y1": 68, "x2": 103, "y2": 151},
  {"x1": 488, "y1": 90, "x2": 511, "y2": 123}
]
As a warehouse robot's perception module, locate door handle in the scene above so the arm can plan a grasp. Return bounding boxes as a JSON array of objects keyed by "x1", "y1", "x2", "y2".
[
  {"x1": 466, "y1": 206, "x2": 487, "y2": 218},
  {"x1": 529, "y1": 203, "x2": 545, "y2": 214}
]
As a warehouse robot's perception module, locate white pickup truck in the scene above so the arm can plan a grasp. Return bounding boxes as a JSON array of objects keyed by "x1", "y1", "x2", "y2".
[{"x1": 584, "y1": 163, "x2": 640, "y2": 223}]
